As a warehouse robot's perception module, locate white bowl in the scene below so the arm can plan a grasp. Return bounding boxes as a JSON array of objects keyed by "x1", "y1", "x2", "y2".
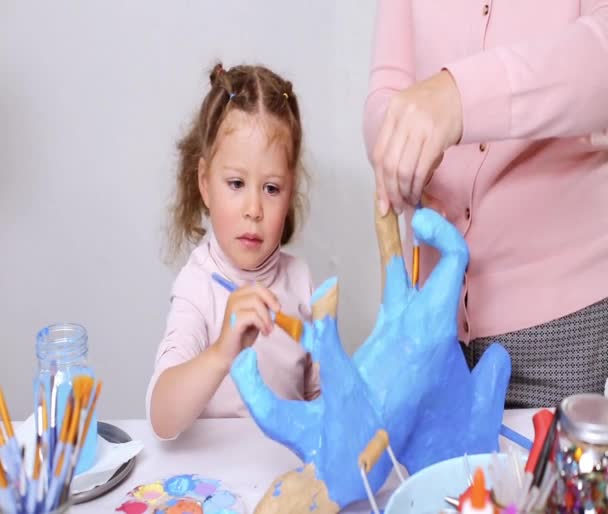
[{"x1": 384, "y1": 453, "x2": 505, "y2": 514}]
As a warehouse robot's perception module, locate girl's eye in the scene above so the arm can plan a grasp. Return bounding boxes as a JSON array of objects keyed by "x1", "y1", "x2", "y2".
[
  {"x1": 264, "y1": 183, "x2": 280, "y2": 195},
  {"x1": 228, "y1": 179, "x2": 244, "y2": 190}
]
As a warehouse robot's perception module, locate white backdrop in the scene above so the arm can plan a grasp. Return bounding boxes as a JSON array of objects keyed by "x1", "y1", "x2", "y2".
[{"x1": 0, "y1": 1, "x2": 383, "y2": 419}]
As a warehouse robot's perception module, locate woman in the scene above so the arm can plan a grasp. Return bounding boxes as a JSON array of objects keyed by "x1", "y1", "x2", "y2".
[{"x1": 363, "y1": 0, "x2": 608, "y2": 407}]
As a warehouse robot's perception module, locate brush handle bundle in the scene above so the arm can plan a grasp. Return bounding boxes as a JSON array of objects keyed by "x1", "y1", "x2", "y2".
[{"x1": 0, "y1": 375, "x2": 102, "y2": 514}]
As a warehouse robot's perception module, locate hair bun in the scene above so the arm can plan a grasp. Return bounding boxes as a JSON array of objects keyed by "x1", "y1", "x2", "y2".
[
  {"x1": 284, "y1": 80, "x2": 294, "y2": 96},
  {"x1": 209, "y1": 63, "x2": 225, "y2": 86}
]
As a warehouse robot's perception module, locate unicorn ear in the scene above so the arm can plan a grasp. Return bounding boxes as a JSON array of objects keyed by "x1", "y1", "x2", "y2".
[{"x1": 414, "y1": 207, "x2": 468, "y2": 323}]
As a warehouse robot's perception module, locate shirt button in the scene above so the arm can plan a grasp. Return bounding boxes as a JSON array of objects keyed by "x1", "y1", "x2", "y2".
[
  {"x1": 479, "y1": 143, "x2": 487, "y2": 152},
  {"x1": 465, "y1": 207, "x2": 471, "y2": 220},
  {"x1": 482, "y1": 4, "x2": 489, "y2": 15},
  {"x1": 463, "y1": 320, "x2": 470, "y2": 332}
]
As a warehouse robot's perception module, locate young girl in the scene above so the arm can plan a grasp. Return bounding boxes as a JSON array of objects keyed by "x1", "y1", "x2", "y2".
[{"x1": 147, "y1": 62, "x2": 319, "y2": 440}]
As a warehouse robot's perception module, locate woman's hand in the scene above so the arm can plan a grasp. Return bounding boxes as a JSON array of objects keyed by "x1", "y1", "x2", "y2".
[
  {"x1": 372, "y1": 70, "x2": 463, "y2": 214},
  {"x1": 215, "y1": 284, "x2": 281, "y2": 364}
]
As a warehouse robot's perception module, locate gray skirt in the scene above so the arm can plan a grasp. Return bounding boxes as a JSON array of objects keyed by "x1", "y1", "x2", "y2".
[{"x1": 462, "y1": 297, "x2": 608, "y2": 408}]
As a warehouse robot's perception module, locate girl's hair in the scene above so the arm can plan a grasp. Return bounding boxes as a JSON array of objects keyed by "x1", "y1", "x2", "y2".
[{"x1": 169, "y1": 62, "x2": 307, "y2": 258}]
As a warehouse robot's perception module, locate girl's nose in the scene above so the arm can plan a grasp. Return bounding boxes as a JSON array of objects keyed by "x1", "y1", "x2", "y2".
[{"x1": 244, "y1": 191, "x2": 263, "y2": 221}]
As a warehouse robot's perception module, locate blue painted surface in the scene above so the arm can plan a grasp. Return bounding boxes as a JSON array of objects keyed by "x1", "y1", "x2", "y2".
[{"x1": 231, "y1": 208, "x2": 511, "y2": 509}]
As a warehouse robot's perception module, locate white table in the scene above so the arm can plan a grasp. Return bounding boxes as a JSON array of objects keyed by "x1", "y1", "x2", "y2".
[{"x1": 70, "y1": 409, "x2": 539, "y2": 513}]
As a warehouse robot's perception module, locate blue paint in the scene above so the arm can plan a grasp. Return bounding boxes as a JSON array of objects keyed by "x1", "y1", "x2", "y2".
[
  {"x1": 309, "y1": 499, "x2": 318, "y2": 511},
  {"x1": 353, "y1": 209, "x2": 510, "y2": 473},
  {"x1": 500, "y1": 424, "x2": 533, "y2": 450},
  {"x1": 272, "y1": 481, "x2": 282, "y2": 497},
  {"x1": 230, "y1": 312, "x2": 237, "y2": 329},
  {"x1": 231, "y1": 208, "x2": 511, "y2": 509},
  {"x1": 310, "y1": 276, "x2": 337, "y2": 304},
  {"x1": 164, "y1": 474, "x2": 196, "y2": 495}
]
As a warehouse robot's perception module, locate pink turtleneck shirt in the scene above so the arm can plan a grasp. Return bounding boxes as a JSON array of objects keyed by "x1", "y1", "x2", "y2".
[
  {"x1": 146, "y1": 233, "x2": 318, "y2": 422},
  {"x1": 364, "y1": 0, "x2": 608, "y2": 342}
]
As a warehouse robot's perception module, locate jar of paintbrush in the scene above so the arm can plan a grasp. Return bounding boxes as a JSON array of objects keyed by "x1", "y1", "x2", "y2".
[
  {"x1": 548, "y1": 393, "x2": 608, "y2": 513},
  {"x1": 35, "y1": 324, "x2": 97, "y2": 474},
  {"x1": 0, "y1": 324, "x2": 102, "y2": 514}
]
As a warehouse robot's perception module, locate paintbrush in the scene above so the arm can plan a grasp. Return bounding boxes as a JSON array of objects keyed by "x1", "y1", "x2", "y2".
[
  {"x1": 45, "y1": 392, "x2": 74, "y2": 512},
  {"x1": 0, "y1": 375, "x2": 102, "y2": 513},
  {"x1": 411, "y1": 201, "x2": 425, "y2": 290},
  {"x1": 412, "y1": 237, "x2": 420, "y2": 289},
  {"x1": 60, "y1": 377, "x2": 98, "y2": 505},
  {"x1": 0, "y1": 388, "x2": 23, "y2": 489},
  {"x1": 211, "y1": 272, "x2": 303, "y2": 342},
  {"x1": 26, "y1": 382, "x2": 47, "y2": 514},
  {"x1": 0, "y1": 459, "x2": 16, "y2": 514},
  {"x1": 48, "y1": 361, "x2": 58, "y2": 478}
]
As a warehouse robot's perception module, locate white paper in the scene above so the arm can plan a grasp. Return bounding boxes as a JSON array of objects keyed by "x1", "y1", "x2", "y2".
[{"x1": 16, "y1": 415, "x2": 143, "y2": 493}]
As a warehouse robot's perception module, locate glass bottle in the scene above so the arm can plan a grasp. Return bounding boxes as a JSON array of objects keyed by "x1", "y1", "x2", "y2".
[{"x1": 36, "y1": 323, "x2": 97, "y2": 474}]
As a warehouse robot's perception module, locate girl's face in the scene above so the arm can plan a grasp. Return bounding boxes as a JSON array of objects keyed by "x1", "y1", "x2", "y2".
[{"x1": 199, "y1": 110, "x2": 294, "y2": 270}]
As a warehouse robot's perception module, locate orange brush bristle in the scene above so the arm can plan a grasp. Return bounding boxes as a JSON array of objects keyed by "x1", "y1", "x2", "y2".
[
  {"x1": 0, "y1": 461, "x2": 7, "y2": 489},
  {"x1": 275, "y1": 312, "x2": 303, "y2": 342},
  {"x1": 412, "y1": 245, "x2": 420, "y2": 288},
  {"x1": 32, "y1": 440, "x2": 42, "y2": 480},
  {"x1": 54, "y1": 396, "x2": 74, "y2": 477},
  {"x1": 78, "y1": 381, "x2": 102, "y2": 451},
  {"x1": 0, "y1": 388, "x2": 15, "y2": 439},
  {"x1": 41, "y1": 388, "x2": 49, "y2": 432}
]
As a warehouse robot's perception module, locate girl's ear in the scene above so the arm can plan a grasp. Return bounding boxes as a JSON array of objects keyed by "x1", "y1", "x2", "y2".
[{"x1": 198, "y1": 157, "x2": 210, "y2": 206}]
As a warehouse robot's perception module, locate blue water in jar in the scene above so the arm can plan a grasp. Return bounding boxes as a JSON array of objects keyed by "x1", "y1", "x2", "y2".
[{"x1": 36, "y1": 323, "x2": 97, "y2": 474}]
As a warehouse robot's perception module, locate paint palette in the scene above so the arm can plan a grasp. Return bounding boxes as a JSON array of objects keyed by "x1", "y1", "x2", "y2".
[{"x1": 115, "y1": 474, "x2": 245, "y2": 514}]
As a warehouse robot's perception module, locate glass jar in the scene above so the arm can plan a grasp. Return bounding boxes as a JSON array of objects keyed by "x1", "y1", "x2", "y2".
[
  {"x1": 36, "y1": 323, "x2": 97, "y2": 474},
  {"x1": 549, "y1": 393, "x2": 608, "y2": 513}
]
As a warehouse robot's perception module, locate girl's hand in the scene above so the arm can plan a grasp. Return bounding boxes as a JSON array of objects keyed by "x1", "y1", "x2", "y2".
[
  {"x1": 215, "y1": 284, "x2": 281, "y2": 365},
  {"x1": 372, "y1": 70, "x2": 463, "y2": 215}
]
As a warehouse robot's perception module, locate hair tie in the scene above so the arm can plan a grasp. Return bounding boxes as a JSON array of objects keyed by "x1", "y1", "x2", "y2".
[
  {"x1": 229, "y1": 92, "x2": 236, "y2": 100},
  {"x1": 283, "y1": 92, "x2": 289, "y2": 100}
]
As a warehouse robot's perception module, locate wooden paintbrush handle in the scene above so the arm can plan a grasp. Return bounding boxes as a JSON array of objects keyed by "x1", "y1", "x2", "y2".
[{"x1": 358, "y1": 429, "x2": 389, "y2": 473}]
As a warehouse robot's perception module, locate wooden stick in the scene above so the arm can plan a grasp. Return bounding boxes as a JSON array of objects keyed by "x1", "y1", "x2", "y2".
[
  {"x1": 374, "y1": 201, "x2": 402, "y2": 292},
  {"x1": 358, "y1": 429, "x2": 389, "y2": 474}
]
